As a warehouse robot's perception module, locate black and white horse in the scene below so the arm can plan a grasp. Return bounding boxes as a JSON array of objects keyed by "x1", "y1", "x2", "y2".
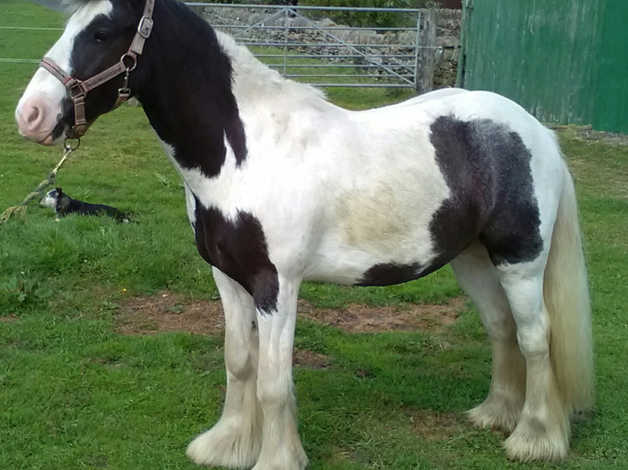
[{"x1": 15, "y1": 0, "x2": 594, "y2": 467}]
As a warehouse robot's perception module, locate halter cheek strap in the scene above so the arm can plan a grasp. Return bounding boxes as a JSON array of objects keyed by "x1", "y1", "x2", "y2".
[{"x1": 39, "y1": 0, "x2": 155, "y2": 139}]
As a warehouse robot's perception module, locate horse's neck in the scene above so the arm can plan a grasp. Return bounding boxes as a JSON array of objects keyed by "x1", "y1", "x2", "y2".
[
  {"x1": 137, "y1": 5, "x2": 330, "y2": 181},
  {"x1": 136, "y1": 6, "x2": 246, "y2": 178},
  {"x1": 215, "y1": 31, "x2": 329, "y2": 117}
]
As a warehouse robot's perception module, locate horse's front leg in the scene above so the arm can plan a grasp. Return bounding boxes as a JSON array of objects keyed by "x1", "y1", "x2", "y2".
[
  {"x1": 187, "y1": 268, "x2": 262, "y2": 468},
  {"x1": 253, "y1": 275, "x2": 308, "y2": 470}
]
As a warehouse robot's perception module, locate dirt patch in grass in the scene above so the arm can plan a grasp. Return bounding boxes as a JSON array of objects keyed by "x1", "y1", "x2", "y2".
[
  {"x1": 299, "y1": 297, "x2": 467, "y2": 333},
  {"x1": 116, "y1": 291, "x2": 467, "y2": 337},
  {"x1": 0, "y1": 314, "x2": 19, "y2": 323},
  {"x1": 293, "y1": 349, "x2": 332, "y2": 369},
  {"x1": 117, "y1": 291, "x2": 224, "y2": 336},
  {"x1": 407, "y1": 409, "x2": 466, "y2": 441},
  {"x1": 117, "y1": 292, "x2": 333, "y2": 368}
]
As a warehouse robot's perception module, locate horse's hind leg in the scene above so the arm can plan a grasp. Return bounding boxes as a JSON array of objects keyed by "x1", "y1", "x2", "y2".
[
  {"x1": 495, "y1": 256, "x2": 569, "y2": 461},
  {"x1": 187, "y1": 268, "x2": 262, "y2": 468},
  {"x1": 451, "y1": 242, "x2": 525, "y2": 432}
]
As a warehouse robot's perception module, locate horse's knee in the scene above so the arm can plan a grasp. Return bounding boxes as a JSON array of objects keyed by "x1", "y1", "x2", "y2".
[
  {"x1": 496, "y1": 270, "x2": 549, "y2": 355},
  {"x1": 256, "y1": 363, "x2": 293, "y2": 410},
  {"x1": 485, "y1": 313, "x2": 517, "y2": 342},
  {"x1": 225, "y1": 349, "x2": 256, "y2": 381},
  {"x1": 224, "y1": 321, "x2": 258, "y2": 380},
  {"x1": 257, "y1": 380, "x2": 290, "y2": 409},
  {"x1": 515, "y1": 314, "x2": 550, "y2": 357},
  {"x1": 225, "y1": 334, "x2": 258, "y2": 381}
]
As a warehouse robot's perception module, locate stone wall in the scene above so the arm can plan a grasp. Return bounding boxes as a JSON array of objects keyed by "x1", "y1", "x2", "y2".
[{"x1": 434, "y1": 9, "x2": 461, "y2": 88}]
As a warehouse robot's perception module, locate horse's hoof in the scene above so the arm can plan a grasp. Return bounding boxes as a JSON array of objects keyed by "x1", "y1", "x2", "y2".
[
  {"x1": 467, "y1": 392, "x2": 523, "y2": 433},
  {"x1": 504, "y1": 417, "x2": 568, "y2": 462},
  {"x1": 186, "y1": 418, "x2": 262, "y2": 468},
  {"x1": 251, "y1": 440, "x2": 308, "y2": 470},
  {"x1": 251, "y1": 453, "x2": 308, "y2": 470}
]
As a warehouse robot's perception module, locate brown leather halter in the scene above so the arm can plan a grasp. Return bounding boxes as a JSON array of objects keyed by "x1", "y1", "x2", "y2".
[{"x1": 39, "y1": 0, "x2": 155, "y2": 139}]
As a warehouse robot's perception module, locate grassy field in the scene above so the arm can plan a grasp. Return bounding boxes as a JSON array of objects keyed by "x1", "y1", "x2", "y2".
[{"x1": 2, "y1": 2, "x2": 628, "y2": 469}]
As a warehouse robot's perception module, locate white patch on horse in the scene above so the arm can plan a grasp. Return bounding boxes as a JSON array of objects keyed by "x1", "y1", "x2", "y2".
[
  {"x1": 164, "y1": 137, "x2": 240, "y2": 212},
  {"x1": 183, "y1": 183, "x2": 196, "y2": 229},
  {"x1": 332, "y1": 122, "x2": 448, "y2": 263},
  {"x1": 157, "y1": 133, "x2": 245, "y2": 230}
]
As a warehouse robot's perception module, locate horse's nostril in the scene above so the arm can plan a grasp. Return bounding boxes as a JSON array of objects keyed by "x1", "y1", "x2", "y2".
[
  {"x1": 16, "y1": 97, "x2": 55, "y2": 141},
  {"x1": 27, "y1": 105, "x2": 41, "y2": 124}
]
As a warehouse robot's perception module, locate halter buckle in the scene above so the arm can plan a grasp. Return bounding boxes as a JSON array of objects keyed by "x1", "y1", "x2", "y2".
[
  {"x1": 138, "y1": 16, "x2": 154, "y2": 39},
  {"x1": 68, "y1": 80, "x2": 87, "y2": 99}
]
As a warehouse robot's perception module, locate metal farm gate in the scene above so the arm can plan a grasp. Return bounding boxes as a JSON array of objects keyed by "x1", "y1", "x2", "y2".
[{"x1": 188, "y1": 3, "x2": 438, "y2": 91}]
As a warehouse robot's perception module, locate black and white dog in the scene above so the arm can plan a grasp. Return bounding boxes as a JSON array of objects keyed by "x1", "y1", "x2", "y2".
[{"x1": 40, "y1": 187, "x2": 129, "y2": 222}]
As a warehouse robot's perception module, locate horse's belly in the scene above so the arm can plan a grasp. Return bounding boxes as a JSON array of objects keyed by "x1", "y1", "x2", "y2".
[
  {"x1": 303, "y1": 240, "x2": 455, "y2": 286},
  {"x1": 302, "y1": 146, "x2": 453, "y2": 285},
  {"x1": 304, "y1": 252, "x2": 448, "y2": 287},
  {"x1": 303, "y1": 219, "x2": 449, "y2": 286}
]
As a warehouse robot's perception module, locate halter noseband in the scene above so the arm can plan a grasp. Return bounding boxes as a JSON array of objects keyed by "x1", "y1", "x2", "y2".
[{"x1": 39, "y1": 0, "x2": 155, "y2": 139}]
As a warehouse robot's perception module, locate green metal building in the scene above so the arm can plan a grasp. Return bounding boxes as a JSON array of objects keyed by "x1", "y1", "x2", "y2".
[{"x1": 457, "y1": 0, "x2": 628, "y2": 134}]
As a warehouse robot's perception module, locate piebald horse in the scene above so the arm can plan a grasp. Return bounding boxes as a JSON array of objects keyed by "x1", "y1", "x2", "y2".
[{"x1": 15, "y1": 0, "x2": 593, "y2": 467}]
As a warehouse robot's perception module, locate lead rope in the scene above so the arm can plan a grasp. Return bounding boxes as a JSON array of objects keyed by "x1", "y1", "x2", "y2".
[{"x1": 0, "y1": 138, "x2": 80, "y2": 225}]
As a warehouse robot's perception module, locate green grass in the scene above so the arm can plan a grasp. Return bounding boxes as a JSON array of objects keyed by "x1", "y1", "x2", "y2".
[{"x1": 2, "y1": 1, "x2": 628, "y2": 469}]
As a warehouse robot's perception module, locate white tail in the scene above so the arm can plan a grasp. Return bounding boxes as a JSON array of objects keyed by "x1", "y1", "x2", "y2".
[{"x1": 544, "y1": 164, "x2": 594, "y2": 413}]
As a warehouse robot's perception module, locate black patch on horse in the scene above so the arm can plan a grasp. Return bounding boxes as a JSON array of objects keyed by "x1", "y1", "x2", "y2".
[
  {"x1": 357, "y1": 115, "x2": 543, "y2": 286},
  {"x1": 429, "y1": 116, "x2": 543, "y2": 266},
  {"x1": 135, "y1": 0, "x2": 247, "y2": 177},
  {"x1": 193, "y1": 199, "x2": 278, "y2": 313},
  {"x1": 356, "y1": 262, "x2": 422, "y2": 286}
]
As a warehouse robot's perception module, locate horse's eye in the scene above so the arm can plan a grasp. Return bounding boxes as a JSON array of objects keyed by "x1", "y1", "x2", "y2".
[{"x1": 94, "y1": 30, "x2": 108, "y2": 43}]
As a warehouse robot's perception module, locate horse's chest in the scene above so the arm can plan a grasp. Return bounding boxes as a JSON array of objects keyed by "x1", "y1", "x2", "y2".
[{"x1": 192, "y1": 199, "x2": 279, "y2": 313}]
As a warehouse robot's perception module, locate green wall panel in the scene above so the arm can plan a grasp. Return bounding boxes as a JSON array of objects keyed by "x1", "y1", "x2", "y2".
[
  {"x1": 458, "y1": 0, "x2": 627, "y2": 134},
  {"x1": 593, "y1": 0, "x2": 628, "y2": 133}
]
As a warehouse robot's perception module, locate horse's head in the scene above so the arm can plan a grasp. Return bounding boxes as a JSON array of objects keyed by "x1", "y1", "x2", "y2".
[{"x1": 15, "y1": 0, "x2": 151, "y2": 145}]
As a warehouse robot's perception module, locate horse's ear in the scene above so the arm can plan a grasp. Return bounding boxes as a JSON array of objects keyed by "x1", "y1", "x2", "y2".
[{"x1": 56, "y1": 187, "x2": 63, "y2": 197}]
